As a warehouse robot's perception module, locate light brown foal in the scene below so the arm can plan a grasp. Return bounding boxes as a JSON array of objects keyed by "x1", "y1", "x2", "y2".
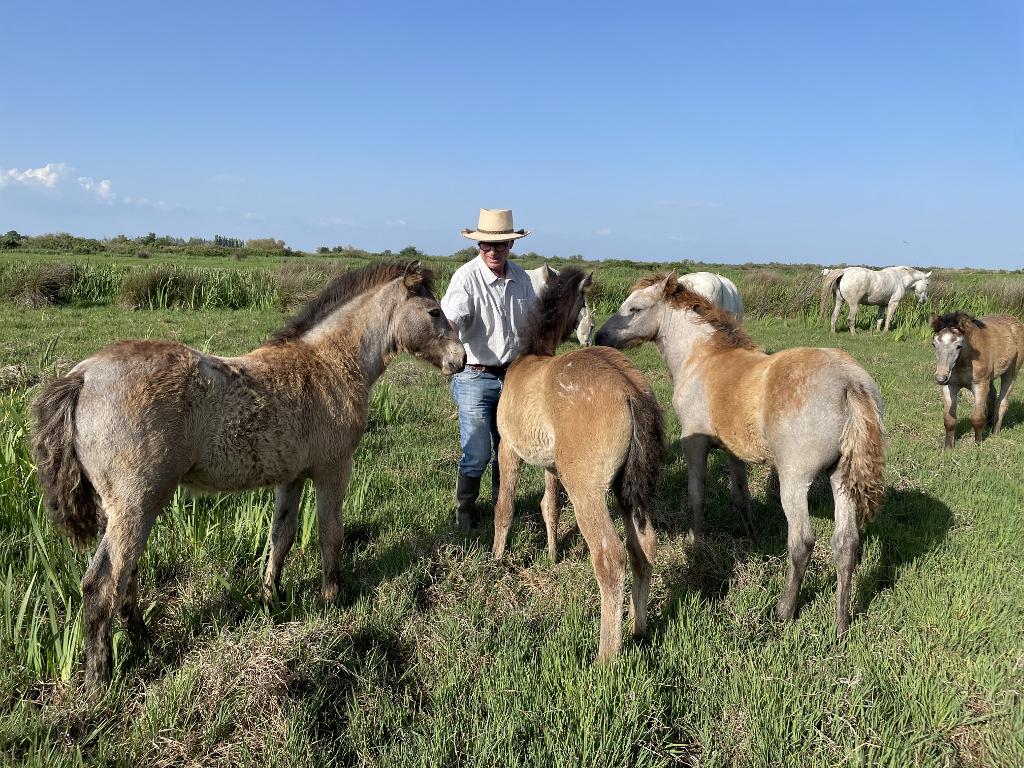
[{"x1": 493, "y1": 267, "x2": 664, "y2": 661}]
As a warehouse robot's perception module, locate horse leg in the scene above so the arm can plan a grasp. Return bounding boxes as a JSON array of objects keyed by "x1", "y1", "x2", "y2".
[
  {"x1": 540, "y1": 469, "x2": 562, "y2": 561},
  {"x1": 875, "y1": 305, "x2": 885, "y2": 332},
  {"x1": 492, "y1": 440, "x2": 521, "y2": 559},
  {"x1": 82, "y1": 494, "x2": 163, "y2": 691},
  {"x1": 847, "y1": 302, "x2": 860, "y2": 335},
  {"x1": 684, "y1": 436, "x2": 711, "y2": 543},
  {"x1": 829, "y1": 467, "x2": 860, "y2": 637},
  {"x1": 314, "y1": 458, "x2": 353, "y2": 603},
  {"x1": 263, "y1": 478, "x2": 305, "y2": 602},
  {"x1": 567, "y1": 480, "x2": 626, "y2": 662},
  {"x1": 942, "y1": 383, "x2": 958, "y2": 449},
  {"x1": 883, "y1": 300, "x2": 899, "y2": 332},
  {"x1": 726, "y1": 455, "x2": 756, "y2": 540},
  {"x1": 830, "y1": 294, "x2": 843, "y2": 334},
  {"x1": 617, "y1": 486, "x2": 656, "y2": 639},
  {"x1": 775, "y1": 470, "x2": 816, "y2": 622},
  {"x1": 986, "y1": 383, "x2": 997, "y2": 428},
  {"x1": 993, "y1": 371, "x2": 1016, "y2": 434},
  {"x1": 120, "y1": 563, "x2": 149, "y2": 642},
  {"x1": 970, "y1": 379, "x2": 990, "y2": 443}
]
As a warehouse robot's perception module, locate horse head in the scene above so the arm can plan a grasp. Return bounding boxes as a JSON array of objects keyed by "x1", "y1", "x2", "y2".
[
  {"x1": 930, "y1": 311, "x2": 979, "y2": 384},
  {"x1": 911, "y1": 270, "x2": 932, "y2": 303},
  {"x1": 394, "y1": 261, "x2": 465, "y2": 375},
  {"x1": 595, "y1": 273, "x2": 675, "y2": 349}
]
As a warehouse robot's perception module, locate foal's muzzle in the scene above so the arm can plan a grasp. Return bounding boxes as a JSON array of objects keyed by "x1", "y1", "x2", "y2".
[{"x1": 934, "y1": 373, "x2": 950, "y2": 385}]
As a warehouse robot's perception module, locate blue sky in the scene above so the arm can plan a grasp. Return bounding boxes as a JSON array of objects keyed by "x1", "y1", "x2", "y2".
[{"x1": 2, "y1": 1, "x2": 1022, "y2": 267}]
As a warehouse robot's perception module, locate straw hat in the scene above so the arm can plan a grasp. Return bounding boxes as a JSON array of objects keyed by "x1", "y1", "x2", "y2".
[{"x1": 461, "y1": 208, "x2": 530, "y2": 241}]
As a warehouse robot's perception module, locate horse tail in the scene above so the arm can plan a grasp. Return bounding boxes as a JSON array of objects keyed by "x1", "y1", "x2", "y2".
[
  {"x1": 29, "y1": 370, "x2": 101, "y2": 549},
  {"x1": 820, "y1": 269, "x2": 844, "y2": 317},
  {"x1": 618, "y1": 384, "x2": 665, "y2": 525},
  {"x1": 839, "y1": 382, "x2": 885, "y2": 528}
]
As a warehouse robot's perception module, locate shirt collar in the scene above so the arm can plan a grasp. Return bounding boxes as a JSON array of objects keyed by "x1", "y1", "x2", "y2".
[{"x1": 475, "y1": 254, "x2": 518, "y2": 285}]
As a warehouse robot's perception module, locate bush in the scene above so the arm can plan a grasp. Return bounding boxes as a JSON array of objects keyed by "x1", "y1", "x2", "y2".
[
  {"x1": 0, "y1": 263, "x2": 84, "y2": 307},
  {"x1": 25, "y1": 232, "x2": 105, "y2": 254},
  {"x1": 0, "y1": 231, "x2": 24, "y2": 250},
  {"x1": 118, "y1": 266, "x2": 278, "y2": 310}
]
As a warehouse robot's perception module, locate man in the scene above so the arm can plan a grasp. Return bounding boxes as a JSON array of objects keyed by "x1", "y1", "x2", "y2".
[{"x1": 441, "y1": 208, "x2": 537, "y2": 530}]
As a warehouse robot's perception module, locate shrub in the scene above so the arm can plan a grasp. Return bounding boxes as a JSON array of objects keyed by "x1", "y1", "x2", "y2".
[
  {"x1": 0, "y1": 231, "x2": 24, "y2": 250},
  {"x1": 0, "y1": 263, "x2": 84, "y2": 307},
  {"x1": 24, "y1": 232, "x2": 105, "y2": 254}
]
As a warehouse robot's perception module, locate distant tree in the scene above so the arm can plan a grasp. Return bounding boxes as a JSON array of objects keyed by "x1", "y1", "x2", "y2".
[
  {"x1": 141, "y1": 232, "x2": 157, "y2": 245},
  {"x1": 399, "y1": 245, "x2": 422, "y2": 259},
  {"x1": 245, "y1": 237, "x2": 286, "y2": 250},
  {"x1": 0, "y1": 230, "x2": 24, "y2": 249},
  {"x1": 317, "y1": 246, "x2": 330, "y2": 254},
  {"x1": 451, "y1": 246, "x2": 478, "y2": 262}
]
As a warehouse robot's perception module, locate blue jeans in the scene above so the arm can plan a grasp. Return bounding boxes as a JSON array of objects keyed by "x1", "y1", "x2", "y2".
[{"x1": 451, "y1": 369, "x2": 503, "y2": 478}]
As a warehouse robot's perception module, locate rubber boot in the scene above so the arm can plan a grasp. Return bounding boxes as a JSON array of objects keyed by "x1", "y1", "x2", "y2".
[{"x1": 455, "y1": 473, "x2": 481, "y2": 531}]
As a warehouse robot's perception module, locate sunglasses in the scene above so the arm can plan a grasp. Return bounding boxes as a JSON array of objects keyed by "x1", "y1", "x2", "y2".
[{"x1": 479, "y1": 242, "x2": 511, "y2": 253}]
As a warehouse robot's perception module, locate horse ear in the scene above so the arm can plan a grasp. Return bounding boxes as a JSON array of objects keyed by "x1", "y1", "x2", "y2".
[
  {"x1": 925, "y1": 271, "x2": 933, "y2": 278},
  {"x1": 542, "y1": 264, "x2": 556, "y2": 282},
  {"x1": 929, "y1": 314, "x2": 940, "y2": 330},
  {"x1": 403, "y1": 261, "x2": 424, "y2": 292},
  {"x1": 579, "y1": 272, "x2": 594, "y2": 294},
  {"x1": 662, "y1": 271, "x2": 678, "y2": 292}
]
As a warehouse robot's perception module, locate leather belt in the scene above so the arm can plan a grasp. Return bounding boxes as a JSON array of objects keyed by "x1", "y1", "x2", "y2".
[{"x1": 467, "y1": 363, "x2": 509, "y2": 377}]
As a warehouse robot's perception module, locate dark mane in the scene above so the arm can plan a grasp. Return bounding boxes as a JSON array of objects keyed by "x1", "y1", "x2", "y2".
[
  {"x1": 931, "y1": 311, "x2": 984, "y2": 335},
  {"x1": 633, "y1": 273, "x2": 759, "y2": 351},
  {"x1": 520, "y1": 266, "x2": 590, "y2": 357},
  {"x1": 268, "y1": 262, "x2": 434, "y2": 345}
]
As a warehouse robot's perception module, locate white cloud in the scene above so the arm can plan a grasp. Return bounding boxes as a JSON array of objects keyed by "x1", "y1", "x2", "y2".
[
  {"x1": 78, "y1": 176, "x2": 115, "y2": 201},
  {"x1": 0, "y1": 162, "x2": 68, "y2": 188},
  {"x1": 2, "y1": 162, "x2": 117, "y2": 203}
]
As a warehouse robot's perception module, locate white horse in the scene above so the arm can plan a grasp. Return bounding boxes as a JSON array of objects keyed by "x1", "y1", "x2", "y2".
[
  {"x1": 678, "y1": 272, "x2": 744, "y2": 321},
  {"x1": 821, "y1": 266, "x2": 931, "y2": 334},
  {"x1": 527, "y1": 265, "x2": 595, "y2": 345}
]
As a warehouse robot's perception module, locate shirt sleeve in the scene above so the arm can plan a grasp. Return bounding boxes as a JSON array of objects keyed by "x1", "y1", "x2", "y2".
[{"x1": 440, "y1": 271, "x2": 470, "y2": 329}]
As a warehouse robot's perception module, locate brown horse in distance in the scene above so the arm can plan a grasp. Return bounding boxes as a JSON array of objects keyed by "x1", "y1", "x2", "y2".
[
  {"x1": 30, "y1": 262, "x2": 465, "y2": 689},
  {"x1": 931, "y1": 312, "x2": 1024, "y2": 448},
  {"x1": 493, "y1": 267, "x2": 665, "y2": 662},
  {"x1": 596, "y1": 273, "x2": 886, "y2": 637}
]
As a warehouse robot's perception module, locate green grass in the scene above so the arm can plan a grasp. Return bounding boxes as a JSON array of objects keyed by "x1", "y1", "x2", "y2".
[{"x1": 0, "y1": 257, "x2": 1022, "y2": 766}]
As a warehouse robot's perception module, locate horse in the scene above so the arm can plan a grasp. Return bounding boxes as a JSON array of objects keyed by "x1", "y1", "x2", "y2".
[
  {"x1": 931, "y1": 312, "x2": 1024, "y2": 449},
  {"x1": 493, "y1": 267, "x2": 665, "y2": 661},
  {"x1": 595, "y1": 273, "x2": 886, "y2": 637},
  {"x1": 821, "y1": 266, "x2": 931, "y2": 334},
  {"x1": 526, "y1": 265, "x2": 596, "y2": 345},
  {"x1": 678, "y1": 272, "x2": 745, "y2": 321},
  {"x1": 29, "y1": 262, "x2": 465, "y2": 689}
]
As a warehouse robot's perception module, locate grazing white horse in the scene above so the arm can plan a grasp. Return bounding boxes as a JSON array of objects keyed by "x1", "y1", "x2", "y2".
[
  {"x1": 821, "y1": 266, "x2": 931, "y2": 334},
  {"x1": 678, "y1": 272, "x2": 745, "y2": 321},
  {"x1": 527, "y1": 265, "x2": 595, "y2": 345}
]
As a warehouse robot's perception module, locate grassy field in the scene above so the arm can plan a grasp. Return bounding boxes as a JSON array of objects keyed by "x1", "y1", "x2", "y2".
[{"x1": 1, "y1": 252, "x2": 1023, "y2": 767}]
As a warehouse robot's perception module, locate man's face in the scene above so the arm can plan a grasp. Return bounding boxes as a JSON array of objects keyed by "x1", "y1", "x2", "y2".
[{"x1": 479, "y1": 241, "x2": 512, "y2": 272}]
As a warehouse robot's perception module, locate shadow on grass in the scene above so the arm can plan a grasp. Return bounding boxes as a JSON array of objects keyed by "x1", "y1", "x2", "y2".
[
  {"x1": 652, "y1": 467, "x2": 952, "y2": 633},
  {"x1": 127, "y1": 518, "x2": 444, "y2": 684},
  {"x1": 856, "y1": 488, "x2": 952, "y2": 613}
]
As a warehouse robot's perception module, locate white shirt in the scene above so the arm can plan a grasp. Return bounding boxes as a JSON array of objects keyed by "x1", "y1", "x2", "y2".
[{"x1": 441, "y1": 256, "x2": 538, "y2": 366}]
